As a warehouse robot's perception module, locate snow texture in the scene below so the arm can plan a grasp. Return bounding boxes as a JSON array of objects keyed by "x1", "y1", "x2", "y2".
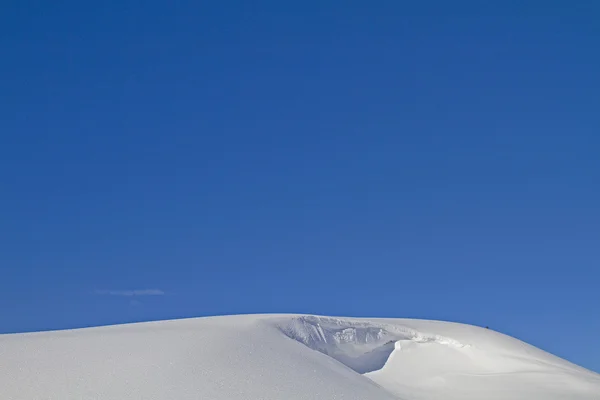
[{"x1": 1, "y1": 314, "x2": 599, "y2": 399}]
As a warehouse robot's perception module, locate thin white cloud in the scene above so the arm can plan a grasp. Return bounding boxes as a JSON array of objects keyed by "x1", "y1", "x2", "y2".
[{"x1": 95, "y1": 289, "x2": 165, "y2": 296}]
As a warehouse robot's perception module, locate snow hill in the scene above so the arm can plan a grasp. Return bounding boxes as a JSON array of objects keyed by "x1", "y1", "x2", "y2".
[{"x1": 1, "y1": 314, "x2": 599, "y2": 400}]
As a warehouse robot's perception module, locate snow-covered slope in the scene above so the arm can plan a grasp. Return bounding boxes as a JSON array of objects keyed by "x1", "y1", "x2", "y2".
[{"x1": 1, "y1": 315, "x2": 599, "y2": 400}]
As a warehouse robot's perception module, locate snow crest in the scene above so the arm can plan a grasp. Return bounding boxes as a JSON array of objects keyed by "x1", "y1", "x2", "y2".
[{"x1": 276, "y1": 315, "x2": 468, "y2": 374}]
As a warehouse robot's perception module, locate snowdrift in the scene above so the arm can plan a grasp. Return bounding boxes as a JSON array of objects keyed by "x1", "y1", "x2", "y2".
[{"x1": 1, "y1": 314, "x2": 599, "y2": 399}]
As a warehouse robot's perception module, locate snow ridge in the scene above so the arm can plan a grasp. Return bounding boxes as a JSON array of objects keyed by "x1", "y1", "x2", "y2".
[
  {"x1": 276, "y1": 315, "x2": 469, "y2": 374},
  {"x1": 2, "y1": 314, "x2": 599, "y2": 400}
]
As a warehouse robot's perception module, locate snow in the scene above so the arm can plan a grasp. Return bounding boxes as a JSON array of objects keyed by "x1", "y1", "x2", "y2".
[{"x1": 1, "y1": 314, "x2": 599, "y2": 399}]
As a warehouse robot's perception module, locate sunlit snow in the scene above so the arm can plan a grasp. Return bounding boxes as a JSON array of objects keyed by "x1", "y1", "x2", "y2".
[{"x1": 2, "y1": 314, "x2": 599, "y2": 399}]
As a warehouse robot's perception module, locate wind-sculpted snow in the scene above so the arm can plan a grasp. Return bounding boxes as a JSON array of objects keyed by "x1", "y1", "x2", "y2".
[
  {"x1": 276, "y1": 316, "x2": 468, "y2": 373},
  {"x1": 1, "y1": 314, "x2": 599, "y2": 400}
]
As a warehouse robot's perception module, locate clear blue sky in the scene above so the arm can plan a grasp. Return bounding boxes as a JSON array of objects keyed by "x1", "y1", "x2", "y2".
[{"x1": 1, "y1": 1, "x2": 599, "y2": 372}]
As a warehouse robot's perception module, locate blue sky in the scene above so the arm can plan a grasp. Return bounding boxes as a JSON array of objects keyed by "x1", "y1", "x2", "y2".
[{"x1": 1, "y1": 1, "x2": 599, "y2": 372}]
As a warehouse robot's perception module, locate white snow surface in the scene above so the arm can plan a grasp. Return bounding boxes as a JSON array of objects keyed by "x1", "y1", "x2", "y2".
[{"x1": 1, "y1": 314, "x2": 599, "y2": 400}]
